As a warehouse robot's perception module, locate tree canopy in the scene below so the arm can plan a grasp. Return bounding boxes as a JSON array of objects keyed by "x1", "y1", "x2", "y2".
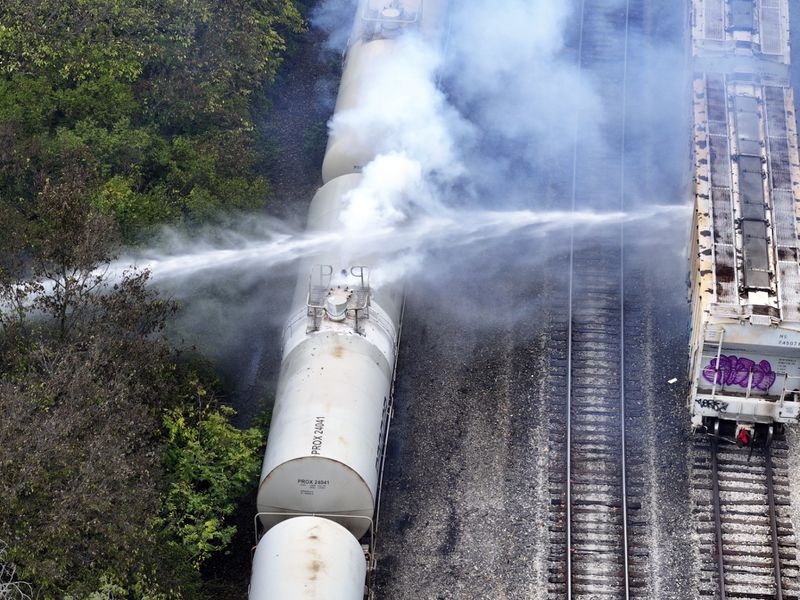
[
  {"x1": 0, "y1": 167, "x2": 267, "y2": 597},
  {"x1": 0, "y1": 0, "x2": 303, "y2": 239},
  {"x1": 0, "y1": 0, "x2": 302, "y2": 596}
]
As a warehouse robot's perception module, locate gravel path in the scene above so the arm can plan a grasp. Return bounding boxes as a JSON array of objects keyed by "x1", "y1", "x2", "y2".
[{"x1": 373, "y1": 240, "x2": 559, "y2": 600}]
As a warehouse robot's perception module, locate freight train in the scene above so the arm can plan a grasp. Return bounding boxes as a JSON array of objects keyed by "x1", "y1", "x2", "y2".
[
  {"x1": 688, "y1": 0, "x2": 800, "y2": 442},
  {"x1": 248, "y1": 2, "x2": 446, "y2": 598}
]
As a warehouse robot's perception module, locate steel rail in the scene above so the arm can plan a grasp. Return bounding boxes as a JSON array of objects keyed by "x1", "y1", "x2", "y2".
[
  {"x1": 710, "y1": 435, "x2": 785, "y2": 600},
  {"x1": 566, "y1": 0, "x2": 632, "y2": 597},
  {"x1": 619, "y1": 0, "x2": 632, "y2": 598},
  {"x1": 565, "y1": 0, "x2": 587, "y2": 593},
  {"x1": 711, "y1": 434, "x2": 727, "y2": 600},
  {"x1": 765, "y1": 444, "x2": 784, "y2": 600}
]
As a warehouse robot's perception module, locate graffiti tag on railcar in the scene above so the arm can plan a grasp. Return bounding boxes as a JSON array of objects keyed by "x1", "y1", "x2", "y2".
[
  {"x1": 702, "y1": 355, "x2": 777, "y2": 391},
  {"x1": 695, "y1": 398, "x2": 729, "y2": 412}
]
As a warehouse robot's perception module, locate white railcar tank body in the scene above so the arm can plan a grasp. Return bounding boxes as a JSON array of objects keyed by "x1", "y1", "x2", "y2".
[
  {"x1": 249, "y1": 517, "x2": 366, "y2": 600},
  {"x1": 249, "y1": 1, "x2": 447, "y2": 598},
  {"x1": 257, "y1": 175, "x2": 401, "y2": 539}
]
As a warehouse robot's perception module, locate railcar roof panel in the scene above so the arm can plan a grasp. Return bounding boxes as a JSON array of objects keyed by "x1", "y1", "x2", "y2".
[
  {"x1": 693, "y1": 72, "x2": 800, "y2": 320},
  {"x1": 730, "y1": 0, "x2": 755, "y2": 31},
  {"x1": 693, "y1": 0, "x2": 791, "y2": 65}
]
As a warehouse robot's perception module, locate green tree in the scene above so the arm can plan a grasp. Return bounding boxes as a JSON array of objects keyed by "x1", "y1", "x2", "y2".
[
  {"x1": 162, "y1": 403, "x2": 264, "y2": 567},
  {"x1": 0, "y1": 0, "x2": 304, "y2": 239},
  {"x1": 0, "y1": 157, "x2": 266, "y2": 598}
]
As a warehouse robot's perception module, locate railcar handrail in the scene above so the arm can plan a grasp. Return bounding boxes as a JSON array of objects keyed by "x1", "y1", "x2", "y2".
[{"x1": 361, "y1": 1, "x2": 421, "y2": 25}]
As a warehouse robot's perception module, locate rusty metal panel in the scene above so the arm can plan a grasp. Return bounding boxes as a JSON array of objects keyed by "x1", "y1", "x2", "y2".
[
  {"x1": 772, "y1": 190, "x2": 797, "y2": 247},
  {"x1": 743, "y1": 219, "x2": 771, "y2": 289},
  {"x1": 709, "y1": 119, "x2": 729, "y2": 136},
  {"x1": 741, "y1": 200, "x2": 766, "y2": 221},
  {"x1": 768, "y1": 137, "x2": 792, "y2": 189},
  {"x1": 734, "y1": 96, "x2": 762, "y2": 155},
  {"x1": 764, "y1": 87, "x2": 787, "y2": 132},
  {"x1": 709, "y1": 135, "x2": 731, "y2": 187},
  {"x1": 734, "y1": 95, "x2": 759, "y2": 116},
  {"x1": 705, "y1": 0, "x2": 726, "y2": 40},
  {"x1": 739, "y1": 153, "x2": 763, "y2": 175},
  {"x1": 764, "y1": 87, "x2": 793, "y2": 191},
  {"x1": 738, "y1": 136, "x2": 762, "y2": 157},
  {"x1": 739, "y1": 171, "x2": 765, "y2": 212},
  {"x1": 707, "y1": 76, "x2": 727, "y2": 122},
  {"x1": 715, "y1": 244, "x2": 738, "y2": 302},
  {"x1": 713, "y1": 189, "x2": 735, "y2": 244},
  {"x1": 743, "y1": 219, "x2": 768, "y2": 239},
  {"x1": 738, "y1": 155, "x2": 765, "y2": 206},
  {"x1": 745, "y1": 269, "x2": 772, "y2": 289},
  {"x1": 779, "y1": 261, "x2": 800, "y2": 321},
  {"x1": 734, "y1": 96, "x2": 759, "y2": 132}
]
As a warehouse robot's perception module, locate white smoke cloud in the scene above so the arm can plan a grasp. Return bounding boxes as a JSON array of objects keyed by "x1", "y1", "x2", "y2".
[
  {"x1": 446, "y1": 0, "x2": 603, "y2": 172},
  {"x1": 329, "y1": 36, "x2": 471, "y2": 176},
  {"x1": 44, "y1": 0, "x2": 688, "y2": 396},
  {"x1": 339, "y1": 153, "x2": 425, "y2": 233}
]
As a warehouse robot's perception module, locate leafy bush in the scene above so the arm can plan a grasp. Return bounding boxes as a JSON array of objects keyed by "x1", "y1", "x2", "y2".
[
  {"x1": 0, "y1": 129, "x2": 270, "y2": 598},
  {"x1": 162, "y1": 404, "x2": 264, "y2": 567}
]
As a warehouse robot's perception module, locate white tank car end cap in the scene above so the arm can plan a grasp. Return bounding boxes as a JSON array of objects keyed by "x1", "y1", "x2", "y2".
[
  {"x1": 257, "y1": 456, "x2": 376, "y2": 538},
  {"x1": 249, "y1": 516, "x2": 366, "y2": 600}
]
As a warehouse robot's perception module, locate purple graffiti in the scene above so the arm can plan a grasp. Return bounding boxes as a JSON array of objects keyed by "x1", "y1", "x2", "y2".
[{"x1": 702, "y1": 355, "x2": 777, "y2": 391}]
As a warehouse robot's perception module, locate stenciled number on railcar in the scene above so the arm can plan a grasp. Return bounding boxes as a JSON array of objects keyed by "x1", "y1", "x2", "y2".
[{"x1": 310, "y1": 416, "x2": 326, "y2": 455}]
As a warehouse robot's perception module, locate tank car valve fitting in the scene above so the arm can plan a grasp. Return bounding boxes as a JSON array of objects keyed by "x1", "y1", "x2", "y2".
[{"x1": 325, "y1": 289, "x2": 351, "y2": 322}]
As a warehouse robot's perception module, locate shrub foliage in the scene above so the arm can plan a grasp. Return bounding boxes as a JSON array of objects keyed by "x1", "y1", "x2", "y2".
[{"x1": 0, "y1": 0, "x2": 300, "y2": 596}]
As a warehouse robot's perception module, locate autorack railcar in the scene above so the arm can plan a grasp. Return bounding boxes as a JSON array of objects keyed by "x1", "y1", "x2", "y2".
[{"x1": 688, "y1": 0, "x2": 800, "y2": 442}]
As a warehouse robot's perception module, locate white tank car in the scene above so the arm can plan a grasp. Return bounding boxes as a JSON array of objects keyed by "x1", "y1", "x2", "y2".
[
  {"x1": 249, "y1": 517, "x2": 366, "y2": 600},
  {"x1": 250, "y1": 2, "x2": 447, "y2": 597},
  {"x1": 256, "y1": 174, "x2": 402, "y2": 539},
  {"x1": 688, "y1": 0, "x2": 800, "y2": 437},
  {"x1": 321, "y1": 0, "x2": 448, "y2": 183}
]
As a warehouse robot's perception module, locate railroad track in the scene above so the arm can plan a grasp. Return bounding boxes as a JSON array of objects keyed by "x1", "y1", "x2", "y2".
[
  {"x1": 566, "y1": 239, "x2": 630, "y2": 598},
  {"x1": 693, "y1": 436, "x2": 800, "y2": 599},
  {"x1": 546, "y1": 0, "x2": 644, "y2": 598}
]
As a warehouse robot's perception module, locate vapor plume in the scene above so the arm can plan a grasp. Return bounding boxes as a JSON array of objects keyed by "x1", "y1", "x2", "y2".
[{"x1": 89, "y1": 0, "x2": 690, "y2": 410}]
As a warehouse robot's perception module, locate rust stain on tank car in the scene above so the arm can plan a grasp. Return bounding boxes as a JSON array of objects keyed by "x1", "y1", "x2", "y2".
[
  {"x1": 331, "y1": 344, "x2": 345, "y2": 358},
  {"x1": 308, "y1": 559, "x2": 324, "y2": 582}
]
